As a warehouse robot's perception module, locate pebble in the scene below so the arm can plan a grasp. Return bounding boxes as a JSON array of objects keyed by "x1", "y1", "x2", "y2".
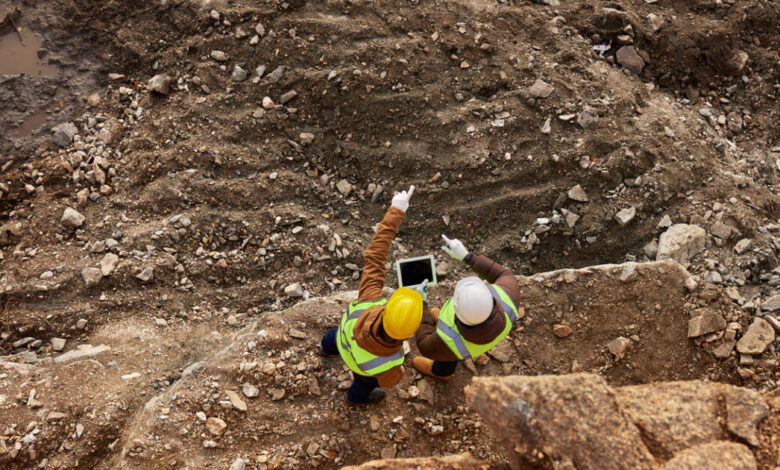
[
  {"x1": 270, "y1": 388, "x2": 286, "y2": 401},
  {"x1": 154, "y1": 318, "x2": 168, "y2": 328},
  {"x1": 553, "y1": 324, "x2": 573, "y2": 338},
  {"x1": 616, "y1": 45, "x2": 645, "y2": 74},
  {"x1": 262, "y1": 97, "x2": 275, "y2": 109},
  {"x1": 202, "y1": 440, "x2": 217, "y2": 448},
  {"x1": 734, "y1": 238, "x2": 752, "y2": 254},
  {"x1": 299, "y1": 132, "x2": 315, "y2": 145},
  {"x1": 61, "y1": 207, "x2": 86, "y2": 228},
  {"x1": 229, "y1": 458, "x2": 247, "y2": 470},
  {"x1": 657, "y1": 215, "x2": 673, "y2": 229},
  {"x1": 205, "y1": 417, "x2": 227, "y2": 435},
  {"x1": 266, "y1": 66, "x2": 285, "y2": 83},
  {"x1": 279, "y1": 90, "x2": 298, "y2": 104},
  {"x1": 736, "y1": 318, "x2": 775, "y2": 355},
  {"x1": 615, "y1": 207, "x2": 636, "y2": 226},
  {"x1": 687, "y1": 311, "x2": 726, "y2": 338},
  {"x1": 526, "y1": 79, "x2": 555, "y2": 99},
  {"x1": 761, "y1": 294, "x2": 780, "y2": 312},
  {"x1": 53, "y1": 122, "x2": 78, "y2": 147},
  {"x1": 148, "y1": 74, "x2": 173, "y2": 95},
  {"x1": 226, "y1": 391, "x2": 248, "y2": 411},
  {"x1": 255, "y1": 23, "x2": 266, "y2": 36},
  {"x1": 100, "y1": 253, "x2": 119, "y2": 276},
  {"x1": 242, "y1": 383, "x2": 259, "y2": 398},
  {"x1": 255, "y1": 65, "x2": 267, "y2": 78},
  {"x1": 136, "y1": 267, "x2": 154, "y2": 283},
  {"x1": 289, "y1": 329, "x2": 306, "y2": 339},
  {"x1": 51, "y1": 338, "x2": 66, "y2": 351},
  {"x1": 656, "y1": 224, "x2": 705, "y2": 264},
  {"x1": 336, "y1": 179, "x2": 352, "y2": 196},
  {"x1": 210, "y1": 50, "x2": 227, "y2": 61},
  {"x1": 607, "y1": 336, "x2": 631, "y2": 360},
  {"x1": 81, "y1": 267, "x2": 103, "y2": 288},
  {"x1": 231, "y1": 66, "x2": 248, "y2": 82},
  {"x1": 284, "y1": 283, "x2": 304, "y2": 297},
  {"x1": 567, "y1": 185, "x2": 588, "y2": 202}
]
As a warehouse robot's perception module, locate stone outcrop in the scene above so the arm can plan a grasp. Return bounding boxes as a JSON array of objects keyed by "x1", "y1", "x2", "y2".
[
  {"x1": 342, "y1": 453, "x2": 489, "y2": 470},
  {"x1": 466, "y1": 374, "x2": 773, "y2": 469}
]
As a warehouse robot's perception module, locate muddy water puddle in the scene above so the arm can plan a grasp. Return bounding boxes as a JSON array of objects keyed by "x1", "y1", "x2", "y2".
[
  {"x1": 0, "y1": 27, "x2": 59, "y2": 76},
  {"x1": 11, "y1": 109, "x2": 50, "y2": 137}
]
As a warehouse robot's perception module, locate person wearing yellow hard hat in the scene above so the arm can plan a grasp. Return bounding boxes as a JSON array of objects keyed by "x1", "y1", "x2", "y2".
[{"x1": 320, "y1": 185, "x2": 423, "y2": 404}]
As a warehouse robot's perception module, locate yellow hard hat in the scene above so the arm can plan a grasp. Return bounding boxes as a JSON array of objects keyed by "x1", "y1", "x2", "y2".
[{"x1": 383, "y1": 287, "x2": 423, "y2": 340}]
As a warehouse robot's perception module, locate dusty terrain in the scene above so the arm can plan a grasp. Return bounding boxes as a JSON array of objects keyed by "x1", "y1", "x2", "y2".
[{"x1": 0, "y1": 0, "x2": 778, "y2": 468}]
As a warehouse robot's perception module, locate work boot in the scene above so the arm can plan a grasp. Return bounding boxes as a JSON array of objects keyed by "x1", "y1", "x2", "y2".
[
  {"x1": 412, "y1": 356, "x2": 453, "y2": 381},
  {"x1": 345, "y1": 388, "x2": 386, "y2": 405}
]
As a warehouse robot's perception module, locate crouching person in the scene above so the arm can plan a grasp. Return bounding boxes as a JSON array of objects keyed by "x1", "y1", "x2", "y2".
[
  {"x1": 413, "y1": 235, "x2": 521, "y2": 380},
  {"x1": 320, "y1": 186, "x2": 422, "y2": 404}
]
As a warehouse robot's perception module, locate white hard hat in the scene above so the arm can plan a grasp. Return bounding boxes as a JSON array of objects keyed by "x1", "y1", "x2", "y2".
[{"x1": 453, "y1": 276, "x2": 493, "y2": 326}]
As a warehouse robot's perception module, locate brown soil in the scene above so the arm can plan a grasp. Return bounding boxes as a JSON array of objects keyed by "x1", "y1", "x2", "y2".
[{"x1": 0, "y1": 0, "x2": 778, "y2": 468}]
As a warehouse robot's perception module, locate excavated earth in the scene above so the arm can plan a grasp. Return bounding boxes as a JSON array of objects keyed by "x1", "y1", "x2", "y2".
[{"x1": 0, "y1": 0, "x2": 778, "y2": 468}]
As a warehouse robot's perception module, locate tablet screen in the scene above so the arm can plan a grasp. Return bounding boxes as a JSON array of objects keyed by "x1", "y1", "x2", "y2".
[{"x1": 399, "y1": 257, "x2": 434, "y2": 287}]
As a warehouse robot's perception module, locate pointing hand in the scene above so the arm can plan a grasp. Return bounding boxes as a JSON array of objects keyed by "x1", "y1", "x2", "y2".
[
  {"x1": 441, "y1": 234, "x2": 468, "y2": 261},
  {"x1": 391, "y1": 185, "x2": 415, "y2": 213}
]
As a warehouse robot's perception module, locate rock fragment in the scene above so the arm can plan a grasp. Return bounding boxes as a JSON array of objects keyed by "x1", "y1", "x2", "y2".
[
  {"x1": 148, "y1": 74, "x2": 173, "y2": 95},
  {"x1": 136, "y1": 267, "x2": 154, "y2": 283},
  {"x1": 242, "y1": 383, "x2": 259, "y2": 398},
  {"x1": 231, "y1": 66, "x2": 248, "y2": 82},
  {"x1": 567, "y1": 185, "x2": 588, "y2": 202},
  {"x1": 100, "y1": 253, "x2": 119, "y2": 276},
  {"x1": 81, "y1": 267, "x2": 103, "y2": 288},
  {"x1": 736, "y1": 318, "x2": 774, "y2": 355},
  {"x1": 553, "y1": 324, "x2": 572, "y2": 338},
  {"x1": 616, "y1": 46, "x2": 645, "y2": 74},
  {"x1": 210, "y1": 50, "x2": 227, "y2": 61},
  {"x1": 688, "y1": 311, "x2": 726, "y2": 338},
  {"x1": 225, "y1": 391, "x2": 247, "y2": 411},
  {"x1": 205, "y1": 417, "x2": 227, "y2": 435},
  {"x1": 51, "y1": 338, "x2": 66, "y2": 351},
  {"x1": 61, "y1": 207, "x2": 85, "y2": 228},
  {"x1": 526, "y1": 79, "x2": 554, "y2": 99},
  {"x1": 52, "y1": 122, "x2": 77, "y2": 147},
  {"x1": 299, "y1": 132, "x2": 315, "y2": 145},
  {"x1": 284, "y1": 283, "x2": 303, "y2": 297},
  {"x1": 336, "y1": 179, "x2": 352, "y2": 196},
  {"x1": 607, "y1": 336, "x2": 631, "y2": 360},
  {"x1": 615, "y1": 207, "x2": 636, "y2": 226},
  {"x1": 656, "y1": 224, "x2": 706, "y2": 264}
]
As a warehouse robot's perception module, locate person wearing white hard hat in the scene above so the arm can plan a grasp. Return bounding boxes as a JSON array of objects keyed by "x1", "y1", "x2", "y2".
[{"x1": 412, "y1": 235, "x2": 521, "y2": 380}]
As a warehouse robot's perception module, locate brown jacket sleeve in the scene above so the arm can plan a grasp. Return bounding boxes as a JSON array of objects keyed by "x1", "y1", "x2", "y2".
[
  {"x1": 466, "y1": 253, "x2": 521, "y2": 308},
  {"x1": 415, "y1": 308, "x2": 460, "y2": 361},
  {"x1": 375, "y1": 365, "x2": 404, "y2": 388},
  {"x1": 358, "y1": 206, "x2": 405, "y2": 302}
]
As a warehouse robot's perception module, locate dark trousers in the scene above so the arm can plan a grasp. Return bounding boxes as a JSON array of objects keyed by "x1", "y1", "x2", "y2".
[
  {"x1": 433, "y1": 360, "x2": 458, "y2": 377},
  {"x1": 321, "y1": 327, "x2": 380, "y2": 404}
]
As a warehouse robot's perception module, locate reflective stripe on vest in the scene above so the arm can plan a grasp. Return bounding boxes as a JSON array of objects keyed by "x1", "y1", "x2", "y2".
[
  {"x1": 337, "y1": 298, "x2": 405, "y2": 376},
  {"x1": 487, "y1": 284, "x2": 517, "y2": 322},
  {"x1": 435, "y1": 284, "x2": 517, "y2": 360}
]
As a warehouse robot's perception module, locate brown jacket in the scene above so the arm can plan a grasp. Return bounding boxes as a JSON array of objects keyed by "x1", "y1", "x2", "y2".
[
  {"x1": 349, "y1": 206, "x2": 405, "y2": 387},
  {"x1": 415, "y1": 253, "x2": 521, "y2": 362}
]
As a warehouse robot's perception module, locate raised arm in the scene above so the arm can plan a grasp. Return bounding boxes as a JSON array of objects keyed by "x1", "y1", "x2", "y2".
[
  {"x1": 441, "y1": 235, "x2": 521, "y2": 308},
  {"x1": 357, "y1": 186, "x2": 414, "y2": 302}
]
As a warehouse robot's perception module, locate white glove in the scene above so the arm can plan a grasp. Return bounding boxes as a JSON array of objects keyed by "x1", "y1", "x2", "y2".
[
  {"x1": 391, "y1": 185, "x2": 415, "y2": 213},
  {"x1": 412, "y1": 278, "x2": 429, "y2": 302},
  {"x1": 441, "y1": 235, "x2": 469, "y2": 261}
]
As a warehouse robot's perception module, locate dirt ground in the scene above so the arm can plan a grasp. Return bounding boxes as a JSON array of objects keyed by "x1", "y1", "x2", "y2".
[{"x1": 0, "y1": 0, "x2": 778, "y2": 468}]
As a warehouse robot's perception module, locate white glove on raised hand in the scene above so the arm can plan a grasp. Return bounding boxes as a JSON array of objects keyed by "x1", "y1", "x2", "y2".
[
  {"x1": 412, "y1": 278, "x2": 429, "y2": 302},
  {"x1": 390, "y1": 185, "x2": 415, "y2": 213},
  {"x1": 441, "y1": 235, "x2": 469, "y2": 261}
]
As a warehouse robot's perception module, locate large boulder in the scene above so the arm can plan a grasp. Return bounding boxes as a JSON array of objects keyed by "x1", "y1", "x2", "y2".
[
  {"x1": 466, "y1": 374, "x2": 657, "y2": 469},
  {"x1": 659, "y1": 441, "x2": 756, "y2": 470},
  {"x1": 657, "y1": 224, "x2": 706, "y2": 264},
  {"x1": 466, "y1": 374, "x2": 772, "y2": 469}
]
